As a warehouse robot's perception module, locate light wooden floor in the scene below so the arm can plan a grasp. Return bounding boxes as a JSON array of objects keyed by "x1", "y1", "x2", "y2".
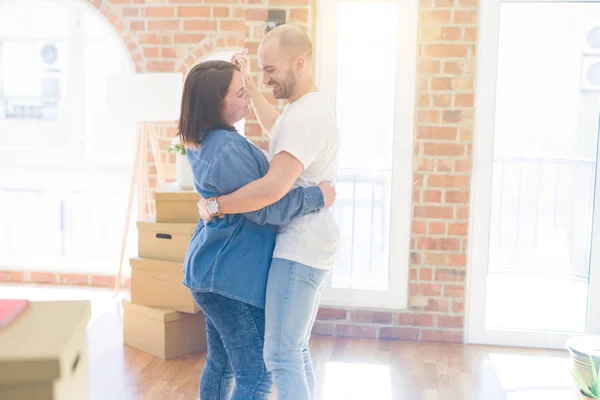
[{"x1": 86, "y1": 301, "x2": 581, "y2": 400}]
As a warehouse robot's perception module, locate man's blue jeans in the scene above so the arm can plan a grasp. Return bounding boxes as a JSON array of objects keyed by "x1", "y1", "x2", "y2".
[
  {"x1": 192, "y1": 291, "x2": 272, "y2": 400},
  {"x1": 263, "y1": 258, "x2": 331, "y2": 400}
]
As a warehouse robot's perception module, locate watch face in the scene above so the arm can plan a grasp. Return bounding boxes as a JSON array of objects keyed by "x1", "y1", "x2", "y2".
[{"x1": 207, "y1": 201, "x2": 219, "y2": 214}]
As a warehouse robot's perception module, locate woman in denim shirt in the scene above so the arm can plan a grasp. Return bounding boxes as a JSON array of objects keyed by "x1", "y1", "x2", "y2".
[{"x1": 178, "y1": 60, "x2": 334, "y2": 400}]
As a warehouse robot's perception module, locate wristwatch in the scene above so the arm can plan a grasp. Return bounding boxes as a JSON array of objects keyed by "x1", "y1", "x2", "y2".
[{"x1": 206, "y1": 197, "x2": 223, "y2": 218}]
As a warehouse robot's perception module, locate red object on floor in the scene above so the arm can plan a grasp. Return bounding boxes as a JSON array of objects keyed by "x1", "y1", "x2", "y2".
[{"x1": 0, "y1": 299, "x2": 30, "y2": 329}]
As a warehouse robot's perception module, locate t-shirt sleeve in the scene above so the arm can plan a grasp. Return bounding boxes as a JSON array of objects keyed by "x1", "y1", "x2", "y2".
[{"x1": 271, "y1": 113, "x2": 329, "y2": 170}]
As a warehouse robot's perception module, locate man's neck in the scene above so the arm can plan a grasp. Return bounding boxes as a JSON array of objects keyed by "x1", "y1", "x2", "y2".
[{"x1": 287, "y1": 78, "x2": 317, "y2": 104}]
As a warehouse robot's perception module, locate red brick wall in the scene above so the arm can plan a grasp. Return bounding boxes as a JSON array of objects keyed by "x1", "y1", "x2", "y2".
[{"x1": 0, "y1": 0, "x2": 477, "y2": 344}]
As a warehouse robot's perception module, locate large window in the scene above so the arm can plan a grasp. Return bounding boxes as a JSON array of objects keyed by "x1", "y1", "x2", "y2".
[
  {"x1": 316, "y1": 0, "x2": 418, "y2": 308},
  {"x1": 0, "y1": 0, "x2": 136, "y2": 275}
]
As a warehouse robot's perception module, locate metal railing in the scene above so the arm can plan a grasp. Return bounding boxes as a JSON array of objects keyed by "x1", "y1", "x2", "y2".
[
  {"x1": 0, "y1": 186, "x2": 136, "y2": 272},
  {"x1": 488, "y1": 156, "x2": 597, "y2": 278},
  {"x1": 1, "y1": 157, "x2": 595, "y2": 282},
  {"x1": 332, "y1": 168, "x2": 392, "y2": 289}
]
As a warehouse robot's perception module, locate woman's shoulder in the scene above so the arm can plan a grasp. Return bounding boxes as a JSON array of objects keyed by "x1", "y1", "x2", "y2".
[
  {"x1": 203, "y1": 128, "x2": 236, "y2": 143},
  {"x1": 197, "y1": 128, "x2": 254, "y2": 160},
  {"x1": 215, "y1": 128, "x2": 257, "y2": 147},
  {"x1": 197, "y1": 129, "x2": 238, "y2": 151}
]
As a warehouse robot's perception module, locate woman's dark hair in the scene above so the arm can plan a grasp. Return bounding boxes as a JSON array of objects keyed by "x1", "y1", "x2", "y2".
[{"x1": 178, "y1": 60, "x2": 240, "y2": 148}]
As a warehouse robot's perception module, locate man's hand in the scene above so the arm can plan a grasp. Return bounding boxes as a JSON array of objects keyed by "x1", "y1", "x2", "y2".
[
  {"x1": 197, "y1": 198, "x2": 214, "y2": 224},
  {"x1": 318, "y1": 182, "x2": 336, "y2": 208},
  {"x1": 231, "y1": 48, "x2": 279, "y2": 137},
  {"x1": 231, "y1": 49, "x2": 251, "y2": 80}
]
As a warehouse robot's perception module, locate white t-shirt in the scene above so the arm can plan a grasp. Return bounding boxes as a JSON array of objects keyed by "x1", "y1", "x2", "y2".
[{"x1": 269, "y1": 92, "x2": 340, "y2": 270}]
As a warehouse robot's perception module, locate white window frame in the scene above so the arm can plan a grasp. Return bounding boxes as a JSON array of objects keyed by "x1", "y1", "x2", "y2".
[
  {"x1": 0, "y1": 0, "x2": 134, "y2": 169},
  {"x1": 466, "y1": 0, "x2": 600, "y2": 349},
  {"x1": 315, "y1": 0, "x2": 418, "y2": 309},
  {"x1": 0, "y1": 0, "x2": 137, "y2": 276}
]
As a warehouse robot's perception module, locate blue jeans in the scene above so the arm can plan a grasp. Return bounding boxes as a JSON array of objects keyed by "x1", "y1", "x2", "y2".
[
  {"x1": 263, "y1": 258, "x2": 331, "y2": 400},
  {"x1": 191, "y1": 291, "x2": 272, "y2": 400}
]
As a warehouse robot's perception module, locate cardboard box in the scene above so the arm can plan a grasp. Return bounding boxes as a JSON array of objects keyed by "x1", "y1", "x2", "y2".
[
  {"x1": 0, "y1": 300, "x2": 91, "y2": 400},
  {"x1": 155, "y1": 183, "x2": 201, "y2": 223},
  {"x1": 137, "y1": 219, "x2": 197, "y2": 262},
  {"x1": 122, "y1": 300, "x2": 206, "y2": 360},
  {"x1": 130, "y1": 257, "x2": 199, "y2": 314}
]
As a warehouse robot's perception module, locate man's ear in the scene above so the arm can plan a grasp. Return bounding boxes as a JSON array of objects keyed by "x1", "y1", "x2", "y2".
[{"x1": 295, "y1": 56, "x2": 305, "y2": 72}]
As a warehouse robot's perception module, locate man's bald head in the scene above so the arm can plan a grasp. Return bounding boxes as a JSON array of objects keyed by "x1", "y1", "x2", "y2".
[
  {"x1": 261, "y1": 24, "x2": 313, "y2": 62},
  {"x1": 257, "y1": 24, "x2": 315, "y2": 101}
]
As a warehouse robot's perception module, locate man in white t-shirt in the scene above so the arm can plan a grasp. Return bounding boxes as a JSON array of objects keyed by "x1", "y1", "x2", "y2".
[{"x1": 197, "y1": 25, "x2": 340, "y2": 399}]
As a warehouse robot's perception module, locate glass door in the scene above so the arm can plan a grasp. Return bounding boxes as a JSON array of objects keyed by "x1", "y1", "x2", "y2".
[{"x1": 468, "y1": 0, "x2": 600, "y2": 348}]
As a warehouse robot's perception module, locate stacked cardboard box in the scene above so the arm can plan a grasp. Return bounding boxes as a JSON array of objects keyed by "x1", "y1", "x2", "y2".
[
  {"x1": 0, "y1": 300, "x2": 91, "y2": 399},
  {"x1": 122, "y1": 183, "x2": 207, "y2": 360}
]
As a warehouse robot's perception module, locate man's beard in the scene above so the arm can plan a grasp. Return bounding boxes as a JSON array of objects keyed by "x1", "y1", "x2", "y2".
[{"x1": 271, "y1": 69, "x2": 297, "y2": 99}]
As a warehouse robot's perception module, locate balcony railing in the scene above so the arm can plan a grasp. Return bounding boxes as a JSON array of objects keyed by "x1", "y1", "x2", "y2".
[
  {"x1": 332, "y1": 168, "x2": 392, "y2": 290},
  {"x1": 0, "y1": 186, "x2": 136, "y2": 274},
  {"x1": 1, "y1": 156, "x2": 596, "y2": 282},
  {"x1": 488, "y1": 156, "x2": 597, "y2": 279}
]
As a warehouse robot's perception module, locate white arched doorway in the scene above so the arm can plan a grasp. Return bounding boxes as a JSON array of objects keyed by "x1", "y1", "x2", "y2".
[{"x1": 0, "y1": 0, "x2": 137, "y2": 276}]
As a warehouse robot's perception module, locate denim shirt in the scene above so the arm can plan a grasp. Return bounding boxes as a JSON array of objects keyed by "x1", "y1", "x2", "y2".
[{"x1": 182, "y1": 128, "x2": 324, "y2": 308}]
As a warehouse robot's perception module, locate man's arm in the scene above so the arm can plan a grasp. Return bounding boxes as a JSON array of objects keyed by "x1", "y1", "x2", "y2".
[
  {"x1": 212, "y1": 105, "x2": 332, "y2": 218},
  {"x1": 217, "y1": 151, "x2": 303, "y2": 215},
  {"x1": 209, "y1": 145, "x2": 325, "y2": 226},
  {"x1": 246, "y1": 75, "x2": 280, "y2": 137},
  {"x1": 233, "y1": 53, "x2": 279, "y2": 137}
]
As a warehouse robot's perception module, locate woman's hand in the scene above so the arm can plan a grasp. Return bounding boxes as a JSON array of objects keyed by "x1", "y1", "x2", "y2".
[{"x1": 197, "y1": 197, "x2": 214, "y2": 224}]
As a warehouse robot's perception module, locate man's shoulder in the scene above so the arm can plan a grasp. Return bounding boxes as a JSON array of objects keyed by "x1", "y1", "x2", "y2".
[
  {"x1": 285, "y1": 92, "x2": 331, "y2": 114},
  {"x1": 278, "y1": 105, "x2": 337, "y2": 133}
]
